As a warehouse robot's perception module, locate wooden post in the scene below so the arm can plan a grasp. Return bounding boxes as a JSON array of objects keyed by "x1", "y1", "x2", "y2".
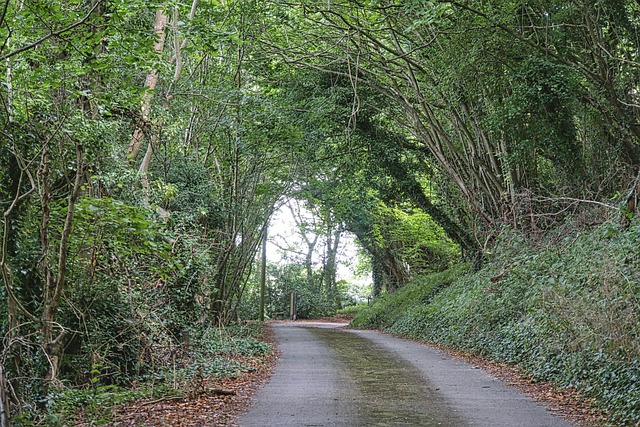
[
  {"x1": 290, "y1": 291, "x2": 297, "y2": 321},
  {"x1": 258, "y1": 226, "x2": 267, "y2": 322}
]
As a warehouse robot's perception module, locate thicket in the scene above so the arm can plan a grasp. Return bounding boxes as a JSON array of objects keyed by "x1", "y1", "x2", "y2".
[
  {"x1": 241, "y1": 262, "x2": 361, "y2": 321},
  {"x1": 13, "y1": 323, "x2": 270, "y2": 426},
  {"x1": 352, "y1": 219, "x2": 640, "y2": 425}
]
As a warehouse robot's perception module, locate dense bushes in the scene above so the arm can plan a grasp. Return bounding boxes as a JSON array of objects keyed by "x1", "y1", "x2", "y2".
[
  {"x1": 352, "y1": 220, "x2": 640, "y2": 425},
  {"x1": 241, "y1": 263, "x2": 354, "y2": 320},
  {"x1": 14, "y1": 324, "x2": 271, "y2": 426}
]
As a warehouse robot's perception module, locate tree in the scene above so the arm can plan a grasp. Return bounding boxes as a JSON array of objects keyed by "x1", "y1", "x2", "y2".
[
  {"x1": 2, "y1": 1, "x2": 637, "y2": 422},
  {"x1": 0, "y1": 0, "x2": 202, "y2": 418},
  {"x1": 262, "y1": 0, "x2": 638, "y2": 238},
  {"x1": 262, "y1": 65, "x2": 466, "y2": 290}
]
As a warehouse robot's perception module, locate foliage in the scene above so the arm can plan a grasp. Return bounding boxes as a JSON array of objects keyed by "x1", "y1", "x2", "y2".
[
  {"x1": 336, "y1": 302, "x2": 369, "y2": 317},
  {"x1": 264, "y1": 0, "x2": 640, "y2": 237},
  {"x1": 39, "y1": 385, "x2": 148, "y2": 426},
  {"x1": 353, "y1": 219, "x2": 640, "y2": 424},
  {"x1": 197, "y1": 324, "x2": 272, "y2": 357},
  {"x1": 2, "y1": 0, "x2": 640, "y2": 424},
  {"x1": 350, "y1": 267, "x2": 466, "y2": 329},
  {"x1": 373, "y1": 204, "x2": 460, "y2": 274},
  {"x1": 13, "y1": 324, "x2": 271, "y2": 426},
  {"x1": 263, "y1": 263, "x2": 335, "y2": 319}
]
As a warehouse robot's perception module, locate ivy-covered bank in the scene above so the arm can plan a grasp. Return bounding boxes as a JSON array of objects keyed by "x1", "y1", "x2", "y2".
[{"x1": 351, "y1": 221, "x2": 640, "y2": 425}]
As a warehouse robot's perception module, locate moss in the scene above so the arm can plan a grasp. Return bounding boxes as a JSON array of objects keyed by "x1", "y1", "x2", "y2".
[{"x1": 311, "y1": 328, "x2": 459, "y2": 426}]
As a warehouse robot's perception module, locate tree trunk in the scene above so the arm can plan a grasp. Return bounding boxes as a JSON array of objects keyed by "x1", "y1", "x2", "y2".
[
  {"x1": 126, "y1": 9, "x2": 168, "y2": 164},
  {"x1": 136, "y1": 1, "x2": 198, "y2": 176},
  {"x1": 371, "y1": 257, "x2": 384, "y2": 298},
  {"x1": 323, "y1": 225, "x2": 341, "y2": 294},
  {"x1": 1, "y1": 146, "x2": 37, "y2": 424},
  {"x1": 304, "y1": 234, "x2": 319, "y2": 289},
  {"x1": 0, "y1": 362, "x2": 8, "y2": 427},
  {"x1": 40, "y1": 140, "x2": 84, "y2": 384},
  {"x1": 286, "y1": 200, "x2": 320, "y2": 289}
]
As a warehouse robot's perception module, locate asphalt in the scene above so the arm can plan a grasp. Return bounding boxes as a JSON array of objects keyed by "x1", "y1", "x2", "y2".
[{"x1": 239, "y1": 322, "x2": 574, "y2": 427}]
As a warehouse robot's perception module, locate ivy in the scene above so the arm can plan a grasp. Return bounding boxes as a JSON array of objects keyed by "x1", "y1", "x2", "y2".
[{"x1": 355, "y1": 220, "x2": 640, "y2": 424}]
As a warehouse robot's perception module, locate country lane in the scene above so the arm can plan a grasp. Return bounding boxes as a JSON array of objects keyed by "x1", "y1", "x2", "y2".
[{"x1": 239, "y1": 322, "x2": 574, "y2": 427}]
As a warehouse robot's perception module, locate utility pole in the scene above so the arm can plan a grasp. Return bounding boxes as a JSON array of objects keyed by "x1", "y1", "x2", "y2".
[{"x1": 258, "y1": 226, "x2": 267, "y2": 322}]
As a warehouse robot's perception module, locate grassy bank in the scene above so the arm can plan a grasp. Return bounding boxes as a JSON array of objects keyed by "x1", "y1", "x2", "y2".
[{"x1": 352, "y1": 221, "x2": 640, "y2": 425}]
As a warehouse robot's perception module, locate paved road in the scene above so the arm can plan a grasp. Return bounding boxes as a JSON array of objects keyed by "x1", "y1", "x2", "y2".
[{"x1": 239, "y1": 322, "x2": 573, "y2": 427}]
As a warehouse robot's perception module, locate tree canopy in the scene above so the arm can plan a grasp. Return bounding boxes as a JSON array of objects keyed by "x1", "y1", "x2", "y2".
[{"x1": 1, "y1": 0, "x2": 640, "y2": 423}]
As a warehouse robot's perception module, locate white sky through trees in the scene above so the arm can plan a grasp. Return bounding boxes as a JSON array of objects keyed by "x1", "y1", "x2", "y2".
[{"x1": 267, "y1": 200, "x2": 372, "y2": 298}]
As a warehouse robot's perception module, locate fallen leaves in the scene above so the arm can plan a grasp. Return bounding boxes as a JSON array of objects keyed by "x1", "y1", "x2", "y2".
[
  {"x1": 109, "y1": 327, "x2": 277, "y2": 427},
  {"x1": 104, "y1": 321, "x2": 606, "y2": 427},
  {"x1": 431, "y1": 344, "x2": 607, "y2": 427}
]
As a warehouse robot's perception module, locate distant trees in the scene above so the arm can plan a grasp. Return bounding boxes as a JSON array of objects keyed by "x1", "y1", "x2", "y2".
[{"x1": 262, "y1": 67, "x2": 470, "y2": 292}]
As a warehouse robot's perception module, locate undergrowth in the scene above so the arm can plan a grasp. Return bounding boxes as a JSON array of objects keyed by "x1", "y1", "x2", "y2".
[
  {"x1": 352, "y1": 220, "x2": 640, "y2": 425},
  {"x1": 336, "y1": 302, "x2": 369, "y2": 317},
  {"x1": 15, "y1": 323, "x2": 272, "y2": 426}
]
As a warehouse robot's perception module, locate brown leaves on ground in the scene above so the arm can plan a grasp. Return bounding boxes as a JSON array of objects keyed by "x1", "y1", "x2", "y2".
[
  {"x1": 431, "y1": 344, "x2": 607, "y2": 427},
  {"x1": 110, "y1": 328, "x2": 277, "y2": 427},
  {"x1": 108, "y1": 321, "x2": 606, "y2": 427}
]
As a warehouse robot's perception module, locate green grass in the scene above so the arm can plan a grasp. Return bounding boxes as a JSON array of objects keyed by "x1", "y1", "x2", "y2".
[
  {"x1": 336, "y1": 302, "x2": 371, "y2": 318},
  {"x1": 350, "y1": 267, "x2": 466, "y2": 330}
]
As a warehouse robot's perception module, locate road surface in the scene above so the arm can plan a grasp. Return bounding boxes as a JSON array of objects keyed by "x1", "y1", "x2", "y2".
[{"x1": 239, "y1": 322, "x2": 573, "y2": 426}]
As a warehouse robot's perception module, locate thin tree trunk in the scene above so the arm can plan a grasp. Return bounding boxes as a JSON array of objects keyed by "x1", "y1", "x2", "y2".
[
  {"x1": 126, "y1": 9, "x2": 168, "y2": 163},
  {"x1": 139, "y1": 133, "x2": 156, "y2": 193},
  {"x1": 169, "y1": 0, "x2": 197, "y2": 82},
  {"x1": 258, "y1": 225, "x2": 267, "y2": 322},
  {"x1": 323, "y1": 225, "x2": 341, "y2": 294},
  {"x1": 0, "y1": 144, "x2": 38, "y2": 426},
  {"x1": 371, "y1": 257, "x2": 384, "y2": 297},
  {"x1": 41, "y1": 140, "x2": 84, "y2": 383},
  {"x1": 0, "y1": 362, "x2": 8, "y2": 427},
  {"x1": 5, "y1": 58, "x2": 12, "y2": 122}
]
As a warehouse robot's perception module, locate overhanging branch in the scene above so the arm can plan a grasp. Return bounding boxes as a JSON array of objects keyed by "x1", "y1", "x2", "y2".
[{"x1": 0, "y1": 0, "x2": 105, "y2": 61}]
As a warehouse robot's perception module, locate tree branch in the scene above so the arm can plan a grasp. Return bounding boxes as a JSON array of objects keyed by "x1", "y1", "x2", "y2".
[
  {"x1": 0, "y1": 0, "x2": 105, "y2": 61},
  {"x1": 443, "y1": 0, "x2": 601, "y2": 84}
]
